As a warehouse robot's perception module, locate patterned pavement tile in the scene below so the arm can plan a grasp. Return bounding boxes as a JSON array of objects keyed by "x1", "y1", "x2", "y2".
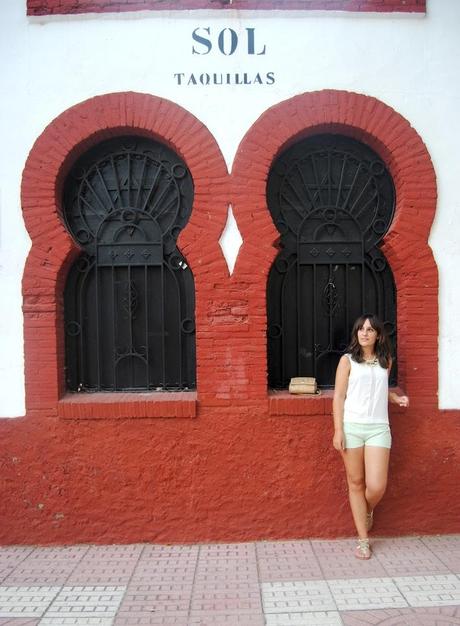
[
  {"x1": 257, "y1": 540, "x2": 323, "y2": 582},
  {"x1": 190, "y1": 582, "x2": 262, "y2": 614},
  {"x1": 421, "y1": 535, "x2": 460, "y2": 574},
  {"x1": 114, "y1": 614, "x2": 190, "y2": 625},
  {"x1": 188, "y1": 615, "x2": 265, "y2": 625},
  {"x1": 261, "y1": 581, "x2": 337, "y2": 613},
  {"x1": 193, "y1": 558, "x2": 258, "y2": 585},
  {"x1": 130, "y1": 571, "x2": 196, "y2": 585},
  {"x1": 371, "y1": 538, "x2": 451, "y2": 577},
  {"x1": 328, "y1": 577, "x2": 408, "y2": 611},
  {"x1": 199, "y1": 544, "x2": 256, "y2": 559},
  {"x1": 41, "y1": 585, "x2": 126, "y2": 620},
  {"x1": 257, "y1": 541, "x2": 315, "y2": 558},
  {"x1": 340, "y1": 605, "x2": 460, "y2": 625},
  {"x1": 0, "y1": 619, "x2": 41, "y2": 625},
  {"x1": 393, "y1": 574, "x2": 460, "y2": 607},
  {"x1": 311, "y1": 541, "x2": 388, "y2": 579},
  {"x1": 83, "y1": 546, "x2": 143, "y2": 561},
  {"x1": 2, "y1": 567, "x2": 76, "y2": 586},
  {"x1": 258, "y1": 555, "x2": 324, "y2": 582},
  {"x1": 66, "y1": 561, "x2": 138, "y2": 585},
  {"x1": 141, "y1": 546, "x2": 199, "y2": 560},
  {"x1": 2, "y1": 549, "x2": 85, "y2": 586},
  {"x1": 26, "y1": 548, "x2": 88, "y2": 562},
  {"x1": 0, "y1": 572, "x2": 15, "y2": 586},
  {"x1": 0, "y1": 550, "x2": 34, "y2": 567},
  {"x1": 39, "y1": 619, "x2": 114, "y2": 625},
  {"x1": 265, "y1": 610, "x2": 343, "y2": 625},
  {"x1": 0, "y1": 587, "x2": 60, "y2": 618},
  {"x1": 118, "y1": 586, "x2": 192, "y2": 614}
]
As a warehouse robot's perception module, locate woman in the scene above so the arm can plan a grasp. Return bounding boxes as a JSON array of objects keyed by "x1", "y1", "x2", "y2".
[{"x1": 333, "y1": 314, "x2": 409, "y2": 559}]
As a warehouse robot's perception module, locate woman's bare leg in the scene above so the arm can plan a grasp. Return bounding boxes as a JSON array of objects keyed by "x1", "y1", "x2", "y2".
[
  {"x1": 341, "y1": 446, "x2": 368, "y2": 539},
  {"x1": 364, "y1": 446, "x2": 390, "y2": 512}
]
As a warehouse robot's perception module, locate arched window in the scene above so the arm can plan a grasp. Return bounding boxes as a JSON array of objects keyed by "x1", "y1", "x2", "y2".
[
  {"x1": 63, "y1": 136, "x2": 196, "y2": 392},
  {"x1": 267, "y1": 134, "x2": 397, "y2": 389}
]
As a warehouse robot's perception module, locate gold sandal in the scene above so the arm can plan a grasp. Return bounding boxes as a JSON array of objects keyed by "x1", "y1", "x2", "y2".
[{"x1": 355, "y1": 538, "x2": 371, "y2": 560}]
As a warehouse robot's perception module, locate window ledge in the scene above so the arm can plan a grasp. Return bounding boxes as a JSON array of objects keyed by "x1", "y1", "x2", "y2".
[
  {"x1": 268, "y1": 386, "x2": 406, "y2": 417},
  {"x1": 58, "y1": 391, "x2": 197, "y2": 419},
  {"x1": 268, "y1": 389, "x2": 334, "y2": 416}
]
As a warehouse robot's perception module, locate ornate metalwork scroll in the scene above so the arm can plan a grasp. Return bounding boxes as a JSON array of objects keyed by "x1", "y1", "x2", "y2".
[
  {"x1": 63, "y1": 136, "x2": 196, "y2": 392},
  {"x1": 267, "y1": 134, "x2": 397, "y2": 388}
]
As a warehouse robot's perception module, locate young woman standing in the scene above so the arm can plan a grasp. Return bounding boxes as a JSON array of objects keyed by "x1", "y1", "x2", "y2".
[{"x1": 333, "y1": 314, "x2": 409, "y2": 559}]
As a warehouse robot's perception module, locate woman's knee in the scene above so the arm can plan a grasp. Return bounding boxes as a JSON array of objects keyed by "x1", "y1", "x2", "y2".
[
  {"x1": 347, "y1": 474, "x2": 366, "y2": 492},
  {"x1": 366, "y1": 480, "x2": 387, "y2": 500}
]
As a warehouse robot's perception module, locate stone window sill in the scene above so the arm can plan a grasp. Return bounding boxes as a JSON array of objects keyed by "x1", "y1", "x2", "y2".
[
  {"x1": 268, "y1": 387, "x2": 406, "y2": 416},
  {"x1": 58, "y1": 391, "x2": 197, "y2": 419},
  {"x1": 268, "y1": 390, "x2": 334, "y2": 416}
]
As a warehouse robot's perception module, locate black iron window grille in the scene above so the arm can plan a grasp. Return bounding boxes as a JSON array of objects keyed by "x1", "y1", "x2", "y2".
[
  {"x1": 63, "y1": 136, "x2": 196, "y2": 392},
  {"x1": 267, "y1": 134, "x2": 397, "y2": 389}
]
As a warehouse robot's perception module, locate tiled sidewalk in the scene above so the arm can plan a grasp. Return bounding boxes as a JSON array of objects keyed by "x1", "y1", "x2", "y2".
[{"x1": 0, "y1": 536, "x2": 459, "y2": 625}]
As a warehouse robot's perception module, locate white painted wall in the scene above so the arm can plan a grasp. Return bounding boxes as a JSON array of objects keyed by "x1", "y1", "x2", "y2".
[{"x1": 1, "y1": 0, "x2": 459, "y2": 416}]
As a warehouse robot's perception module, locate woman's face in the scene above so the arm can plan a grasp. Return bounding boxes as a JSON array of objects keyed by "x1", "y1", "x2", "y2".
[{"x1": 357, "y1": 318, "x2": 378, "y2": 350}]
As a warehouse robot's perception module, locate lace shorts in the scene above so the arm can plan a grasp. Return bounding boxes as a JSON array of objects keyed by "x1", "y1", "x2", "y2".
[{"x1": 343, "y1": 422, "x2": 392, "y2": 449}]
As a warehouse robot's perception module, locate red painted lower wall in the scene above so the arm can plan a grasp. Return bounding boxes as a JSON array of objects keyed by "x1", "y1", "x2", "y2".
[
  {"x1": 0, "y1": 407, "x2": 458, "y2": 544},
  {"x1": 0, "y1": 89, "x2": 458, "y2": 545}
]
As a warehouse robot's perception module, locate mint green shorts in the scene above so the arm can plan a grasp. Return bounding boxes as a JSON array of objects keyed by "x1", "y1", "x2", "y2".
[{"x1": 343, "y1": 422, "x2": 392, "y2": 449}]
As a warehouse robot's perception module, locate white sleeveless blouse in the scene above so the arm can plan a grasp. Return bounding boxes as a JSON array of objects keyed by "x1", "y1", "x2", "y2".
[{"x1": 343, "y1": 353, "x2": 389, "y2": 424}]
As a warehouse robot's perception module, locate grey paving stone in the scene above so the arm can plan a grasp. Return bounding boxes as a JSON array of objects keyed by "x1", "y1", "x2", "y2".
[
  {"x1": 190, "y1": 583, "x2": 262, "y2": 613},
  {"x1": 0, "y1": 618, "x2": 40, "y2": 625},
  {"x1": 199, "y1": 544, "x2": 256, "y2": 558},
  {"x1": 258, "y1": 555, "x2": 324, "y2": 582},
  {"x1": 421, "y1": 535, "x2": 460, "y2": 574},
  {"x1": 261, "y1": 581, "x2": 337, "y2": 613},
  {"x1": 0, "y1": 570, "x2": 15, "y2": 585},
  {"x1": 84, "y1": 546, "x2": 143, "y2": 561},
  {"x1": 115, "y1": 615, "x2": 189, "y2": 625},
  {"x1": 3, "y1": 568, "x2": 76, "y2": 586},
  {"x1": 38, "y1": 617, "x2": 113, "y2": 626},
  {"x1": 340, "y1": 605, "x2": 460, "y2": 625},
  {"x1": 311, "y1": 541, "x2": 388, "y2": 579},
  {"x1": 371, "y1": 537, "x2": 451, "y2": 576},
  {"x1": 328, "y1": 577, "x2": 408, "y2": 611},
  {"x1": 42, "y1": 585, "x2": 126, "y2": 619},
  {"x1": 39, "y1": 619, "x2": 114, "y2": 625},
  {"x1": 141, "y1": 545, "x2": 199, "y2": 560},
  {"x1": 265, "y1": 611, "x2": 343, "y2": 625},
  {"x1": 0, "y1": 549, "x2": 34, "y2": 567},
  {"x1": 0, "y1": 586, "x2": 60, "y2": 618},
  {"x1": 27, "y1": 548, "x2": 88, "y2": 562},
  {"x1": 257, "y1": 541, "x2": 315, "y2": 558},
  {"x1": 394, "y1": 574, "x2": 460, "y2": 607},
  {"x1": 188, "y1": 615, "x2": 265, "y2": 625}
]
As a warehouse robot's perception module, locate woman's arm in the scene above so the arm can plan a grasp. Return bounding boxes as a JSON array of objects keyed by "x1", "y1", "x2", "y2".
[
  {"x1": 387, "y1": 357, "x2": 410, "y2": 407},
  {"x1": 332, "y1": 355, "x2": 351, "y2": 451}
]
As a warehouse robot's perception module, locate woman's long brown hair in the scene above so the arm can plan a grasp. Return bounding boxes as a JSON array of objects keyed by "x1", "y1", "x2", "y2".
[{"x1": 348, "y1": 314, "x2": 391, "y2": 369}]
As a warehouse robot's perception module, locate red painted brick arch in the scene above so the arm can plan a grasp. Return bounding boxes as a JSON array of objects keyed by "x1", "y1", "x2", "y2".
[
  {"x1": 231, "y1": 89, "x2": 438, "y2": 412},
  {"x1": 21, "y1": 91, "x2": 229, "y2": 417}
]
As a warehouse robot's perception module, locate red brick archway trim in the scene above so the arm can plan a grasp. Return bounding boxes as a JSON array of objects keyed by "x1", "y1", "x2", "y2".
[
  {"x1": 21, "y1": 92, "x2": 229, "y2": 418},
  {"x1": 231, "y1": 89, "x2": 438, "y2": 414}
]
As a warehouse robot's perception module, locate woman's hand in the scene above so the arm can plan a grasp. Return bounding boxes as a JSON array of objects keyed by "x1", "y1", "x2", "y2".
[
  {"x1": 333, "y1": 429, "x2": 345, "y2": 451},
  {"x1": 390, "y1": 392, "x2": 409, "y2": 407},
  {"x1": 395, "y1": 395, "x2": 409, "y2": 407}
]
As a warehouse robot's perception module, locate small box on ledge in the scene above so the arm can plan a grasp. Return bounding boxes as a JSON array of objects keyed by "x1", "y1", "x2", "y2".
[{"x1": 288, "y1": 377, "x2": 318, "y2": 395}]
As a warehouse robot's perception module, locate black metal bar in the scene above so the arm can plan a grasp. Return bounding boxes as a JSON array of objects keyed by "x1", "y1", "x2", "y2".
[{"x1": 144, "y1": 264, "x2": 149, "y2": 389}]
